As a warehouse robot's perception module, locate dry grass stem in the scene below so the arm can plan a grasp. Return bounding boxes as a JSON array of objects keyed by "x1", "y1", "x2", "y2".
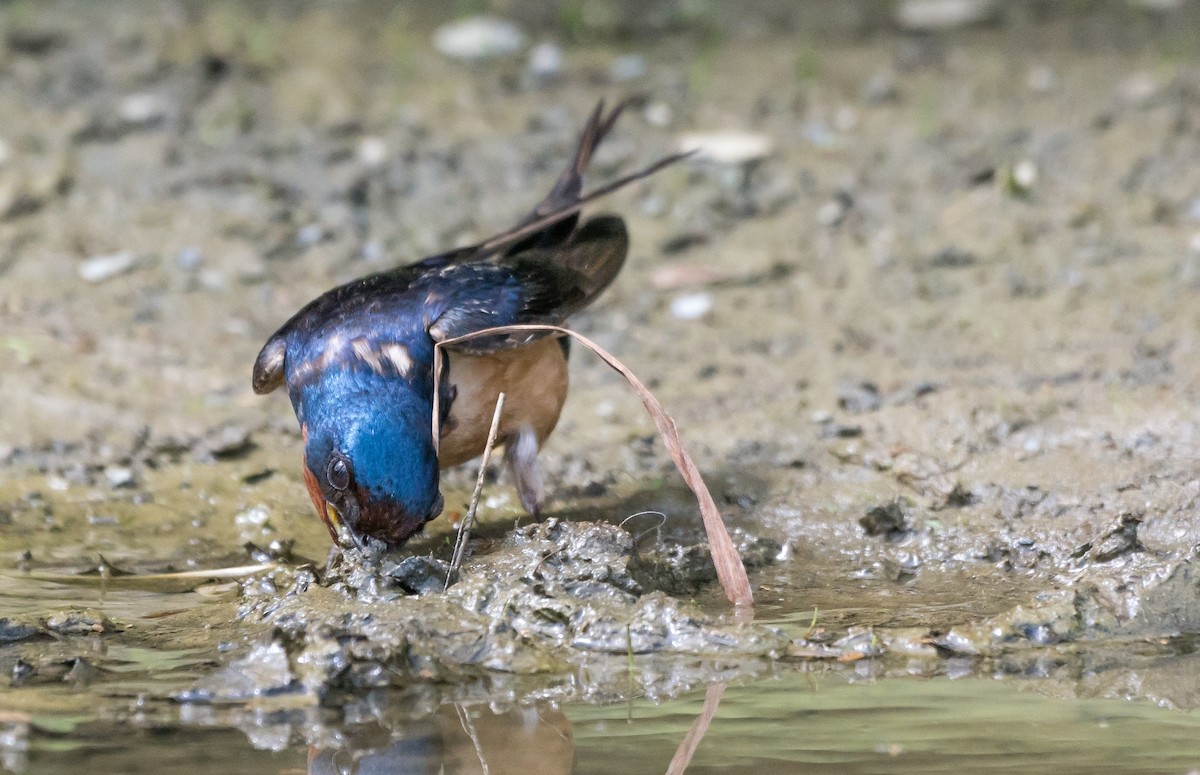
[
  {"x1": 434, "y1": 325, "x2": 753, "y2": 608},
  {"x1": 9, "y1": 563, "x2": 277, "y2": 593},
  {"x1": 445, "y1": 391, "x2": 506, "y2": 590}
]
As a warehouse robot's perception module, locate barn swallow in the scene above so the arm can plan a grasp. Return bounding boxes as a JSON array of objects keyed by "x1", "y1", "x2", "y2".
[{"x1": 252, "y1": 101, "x2": 687, "y2": 549}]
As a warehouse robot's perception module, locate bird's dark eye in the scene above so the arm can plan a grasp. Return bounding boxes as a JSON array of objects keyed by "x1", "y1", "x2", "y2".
[{"x1": 327, "y1": 454, "x2": 351, "y2": 491}]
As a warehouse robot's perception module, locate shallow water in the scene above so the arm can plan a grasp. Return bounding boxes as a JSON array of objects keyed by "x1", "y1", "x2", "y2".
[
  {"x1": 572, "y1": 674, "x2": 1200, "y2": 774},
  {"x1": 13, "y1": 669, "x2": 1200, "y2": 774},
  {"x1": 5, "y1": 558, "x2": 1197, "y2": 773}
]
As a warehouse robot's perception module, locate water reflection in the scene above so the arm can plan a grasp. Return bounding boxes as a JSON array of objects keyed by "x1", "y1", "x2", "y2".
[{"x1": 307, "y1": 704, "x2": 573, "y2": 775}]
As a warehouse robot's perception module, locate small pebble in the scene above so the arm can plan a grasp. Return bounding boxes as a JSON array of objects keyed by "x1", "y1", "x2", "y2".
[
  {"x1": 862, "y1": 71, "x2": 899, "y2": 104},
  {"x1": 295, "y1": 223, "x2": 324, "y2": 249},
  {"x1": 433, "y1": 16, "x2": 524, "y2": 61},
  {"x1": 643, "y1": 101, "x2": 673, "y2": 128},
  {"x1": 118, "y1": 92, "x2": 166, "y2": 126},
  {"x1": 802, "y1": 121, "x2": 839, "y2": 150},
  {"x1": 175, "y1": 246, "x2": 202, "y2": 270},
  {"x1": 639, "y1": 193, "x2": 667, "y2": 217},
  {"x1": 669, "y1": 292, "x2": 714, "y2": 320},
  {"x1": 833, "y1": 106, "x2": 859, "y2": 133},
  {"x1": 198, "y1": 270, "x2": 226, "y2": 290},
  {"x1": 816, "y1": 197, "x2": 849, "y2": 227},
  {"x1": 43, "y1": 608, "x2": 115, "y2": 636},
  {"x1": 103, "y1": 466, "x2": 134, "y2": 488},
  {"x1": 1118, "y1": 72, "x2": 1159, "y2": 104},
  {"x1": 1005, "y1": 159, "x2": 1037, "y2": 196},
  {"x1": 610, "y1": 53, "x2": 647, "y2": 82},
  {"x1": 78, "y1": 252, "x2": 136, "y2": 283},
  {"x1": 838, "y1": 381, "x2": 883, "y2": 414},
  {"x1": 526, "y1": 41, "x2": 564, "y2": 81},
  {"x1": 1026, "y1": 65, "x2": 1058, "y2": 94},
  {"x1": 1013, "y1": 159, "x2": 1037, "y2": 189},
  {"x1": 356, "y1": 137, "x2": 388, "y2": 167},
  {"x1": 361, "y1": 240, "x2": 385, "y2": 262}
]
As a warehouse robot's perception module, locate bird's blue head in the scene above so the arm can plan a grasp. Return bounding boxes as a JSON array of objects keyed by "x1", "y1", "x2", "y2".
[{"x1": 297, "y1": 374, "x2": 443, "y2": 548}]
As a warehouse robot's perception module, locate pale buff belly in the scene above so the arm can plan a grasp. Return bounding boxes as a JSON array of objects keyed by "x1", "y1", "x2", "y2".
[{"x1": 438, "y1": 337, "x2": 569, "y2": 468}]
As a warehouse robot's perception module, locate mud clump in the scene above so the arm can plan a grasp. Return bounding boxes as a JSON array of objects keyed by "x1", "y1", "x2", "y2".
[
  {"x1": 633, "y1": 528, "x2": 780, "y2": 595},
  {"x1": 41, "y1": 608, "x2": 121, "y2": 636},
  {"x1": 183, "y1": 520, "x2": 786, "y2": 704},
  {"x1": 859, "y1": 500, "x2": 913, "y2": 542},
  {"x1": 0, "y1": 617, "x2": 41, "y2": 643}
]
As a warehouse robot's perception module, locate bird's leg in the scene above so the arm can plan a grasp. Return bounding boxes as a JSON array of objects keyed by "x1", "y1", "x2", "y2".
[
  {"x1": 323, "y1": 544, "x2": 341, "y2": 574},
  {"x1": 504, "y1": 425, "x2": 544, "y2": 518}
]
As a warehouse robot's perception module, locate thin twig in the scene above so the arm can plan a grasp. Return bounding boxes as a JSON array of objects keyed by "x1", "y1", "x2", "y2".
[
  {"x1": 434, "y1": 325, "x2": 753, "y2": 608},
  {"x1": 445, "y1": 391, "x2": 506, "y2": 590},
  {"x1": 8, "y1": 564, "x2": 277, "y2": 593}
]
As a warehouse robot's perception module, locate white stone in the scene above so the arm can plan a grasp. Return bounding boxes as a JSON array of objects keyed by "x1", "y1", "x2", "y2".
[
  {"x1": 433, "y1": 16, "x2": 524, "y2": 61},
  {"x1": 527, "y1": 41, "x2": 564, "y2": 79},
  {"x1": 295, "y1": 223, "x2": 324, "y2": 248},
  {"x1": 895, "y1": 0, "x2": 999, "y2": 31},
  {"x1": 1012, "y1": 159, "x2": 1038, "y2": 190},
  {"x1": 669, "y1": 291, "x2": 713, "y2": 320},
  {"x1": 643, "y1": 101, "x2": 673, "y2": 128},
  {"x1": 103, "y1": 466, "x2": 134, "y2": 488},
  {"x1": 678, "y1": 131, "x2": 772, "y2": 165},
  {"x1": 833, "y1": 106, "x2": 859, "y2": 132},
  {"x1": 610, "y1": 54, "x2": 647, "y2": 82},
  {"x1": 78, "y1": 251, "x2": 136, "y2": 283},
  {"x1": 356, "y1": 136, "x2": 388, "y2": 167},
  {"x1": 119, "y1": 92, "x2": 166, "y2": 125},
  {"x1": 816, "y1": 199, "x2": 847, "y2": 227}
]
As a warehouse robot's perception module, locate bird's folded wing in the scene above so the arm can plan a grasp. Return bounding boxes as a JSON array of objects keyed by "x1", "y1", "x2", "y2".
[{"x1": 426, "y1": 216, "x2": 628, "y2": 355}]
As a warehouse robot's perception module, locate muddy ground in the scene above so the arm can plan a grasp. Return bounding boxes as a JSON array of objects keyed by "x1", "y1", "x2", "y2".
[{"x1": 3, "y1": 0, "x2": 1200, "y2": 769}]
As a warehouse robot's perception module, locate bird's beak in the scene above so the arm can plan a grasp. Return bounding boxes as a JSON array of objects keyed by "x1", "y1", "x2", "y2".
[
  {"x1": 302, "y1": 463, "x2": 337, "y2": 541},
  {"x1": 327, "y1": 502, "x2": 368, "y2": 553},
  {"x1": 323, "y1": 501, "x2": 345, "y2": 532},
  {"x1": 302, "y1": 462, "x2": 366, "y2": 551}
]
